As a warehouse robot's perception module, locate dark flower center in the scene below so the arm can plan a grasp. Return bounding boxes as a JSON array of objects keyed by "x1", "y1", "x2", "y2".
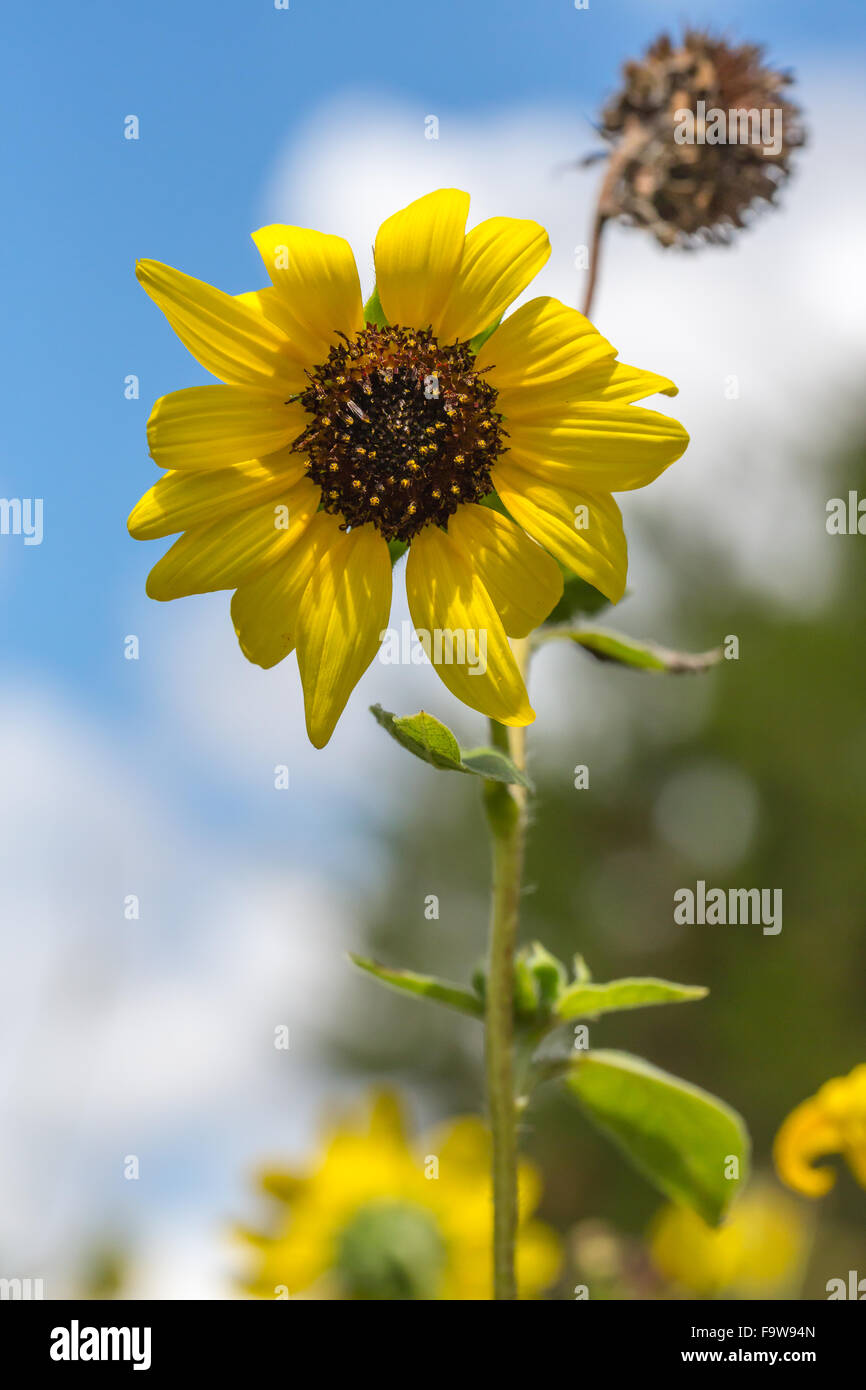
[{"x1": 293, "y1": 325, "x2": 506, "y2": 542}]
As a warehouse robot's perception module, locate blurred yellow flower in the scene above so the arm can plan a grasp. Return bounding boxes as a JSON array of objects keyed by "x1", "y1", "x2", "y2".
[
  {"x1": 131, "y1": 188, "x2": 688, "y2": 746},
  {"x1": 238, "y1": 1090, "x2": 560, "y2": 1300},
  {"x1": 774, "y1": 1063, "x2": 866, "y2": 1198},
  {"x1": 648, "y1": 1186, "x2": 807, "y2": 1297}
]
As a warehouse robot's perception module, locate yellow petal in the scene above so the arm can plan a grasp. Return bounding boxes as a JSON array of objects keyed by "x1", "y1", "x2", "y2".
[
  {"x1": 773, "y1": 1099, "x2": 842, "y2": 1199},
  {"x1": 374, "y1": 189, "x2": 470, "y2": 330},
  {"x1": 573, "y1": 361, "x2": 678, "y2": 403},
  {"x1": 368, "y1": 1090, "x2": 411, "y2": 1145},
  {"x1": 500, "y1": 360, "x2": 678, "y2": 422},
  {"x1": 476, "y1": 296, "x2": 616, "y2": 390},
  {"x1": 251, "y1": 225, "x2": 363, "y2": 363},
  {"x1": 405, "y1": 525, "x2": 534, "y2": 726},
  {"x1": 493, "y1": 460, "x2": 627, "y2": 603},
  {"x1": 128, "y1": 447, "x2": 307, "y2": 540},
  {"x1": 146, "y1": 385, "x2": 307, "y2": 470},
  {"x1": 235, "y1": 288, "x2": 317, "y2": 362},
  {"x1": 243, "y1": 1222, "x2": 331, "y2": 1299},
  {"x1": 516, "y1": 1220, "x2": 563, "y2": 1300},
  {"x1": 434, "y1": 217, "x2": 550, "y2": 343},
  {"x1": 424, "y1": 1114, "x2": 490, "y2": 1177},
  {"x1": 446, "y1": 504, "x2": 562, "y2": 637},
  {"x1": 145, "y1": 476, "x2": 321, "y2": 600},
  {"x1": 231, "y1": 511, "x2": 344, "y2": 669},
  {"x1": 506, "y1": 403, "x2": 689, "y2": 492},
  {"x1": 136, "y1": 259, "x2": 305, "y2": 391},
  {"x1": 295, "y1": 525, "x2": 392, "y2": 747}
]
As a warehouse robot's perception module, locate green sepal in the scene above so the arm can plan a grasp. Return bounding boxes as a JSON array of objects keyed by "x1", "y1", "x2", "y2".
[
  {"x1": 370, "y1": 705, "x2": 533, "y2": 790},
  {"x1": 469, "y1": 315, "x2": 502, "y2": 354},
  {"x1": 349, "y1": 955, "x2": 484, "y2": 1019},
  {"x1": 544, "y1": 571, "x2": 612, "y2": 624},
  {"x1": 478, "y1": 490, "x2": 511, "y2": 519},
  {"x1": 565, "y1": 1050, "x2": 749, "y2": 1225},
  {"x1": 387, "y1": 538, "x2": 408, "y2": 567},
  {"x1": 363, "y1": 285, "x2": 388, "y2": 327}
]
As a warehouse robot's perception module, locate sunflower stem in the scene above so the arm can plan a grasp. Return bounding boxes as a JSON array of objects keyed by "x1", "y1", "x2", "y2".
[
  {"x1": 483, "y1": 638, "x2": 530, "y2": 1300},
  {"x1": 581, "y1": 129, "x2": 641, "y2": 318},
  {"x1": 582, "y1": 209, "x2": 608, "y2": 319}
]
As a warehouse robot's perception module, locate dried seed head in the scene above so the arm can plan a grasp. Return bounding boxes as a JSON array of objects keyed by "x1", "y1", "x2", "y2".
[{"x1": 597, "y1": 31, "x2": 806, "y2": 247}]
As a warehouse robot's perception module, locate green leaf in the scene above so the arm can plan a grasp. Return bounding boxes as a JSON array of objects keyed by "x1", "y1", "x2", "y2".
[
  {"x1": 545, "y1": 572, "x2": 612, "y2": 624},
  {"x1": 557, "y1": 977, "x2": 707, "y2": 1021},
  {"x1": 349, "y1": 955, "x2": 483, "y2": 1019},
  {"x1": 458, "y1": 746, "x2": 533, "y2": 788},
  {"x1": 370, "y1": 706, "x2": 533, "y2": 789},
  {"x1": 566, "y1": 1050, "x2": 749, "y2": 1225},
  {"x1": 363, "y1": 285, "x2": 388, "y2": 327},
  {"x1": 558, "y1": 628, "x2": 723, "y2": 673},
  {"x1": 371, "y1": 705, "x2": 464, "y2": 769},
  {"x1": 366, "y1": 706, "x2": 461, "y2": 772}
]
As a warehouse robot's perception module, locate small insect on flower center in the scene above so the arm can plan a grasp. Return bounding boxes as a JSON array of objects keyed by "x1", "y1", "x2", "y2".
[{"x1": 293, "y1": 325, "x2": 507, "y2": 542}]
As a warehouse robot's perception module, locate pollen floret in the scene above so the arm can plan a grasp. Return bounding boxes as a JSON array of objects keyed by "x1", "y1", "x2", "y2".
[{"x1": 294, "y1": 325, "x2": 506, "y2": 541}]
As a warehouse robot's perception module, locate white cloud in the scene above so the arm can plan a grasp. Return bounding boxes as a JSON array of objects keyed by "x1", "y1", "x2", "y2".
[{"x1": 0, "y1": 686, "x2": 351, "y2": 1293}]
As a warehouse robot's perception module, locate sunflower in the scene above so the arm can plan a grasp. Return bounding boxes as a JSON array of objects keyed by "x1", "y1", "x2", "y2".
[
  {"x1": 237, "y1": 1090, "x2": 560, "y2": 1300},
  {"x1": 648, "y1": 1186, "x2": 807, "y2": 1298},
  {"x1": 774, "y1": 1063, "x2": 866, "y2": 1198},
  {"x1": 130, "y1": 189, "x2": 688, "y2": 745}
]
